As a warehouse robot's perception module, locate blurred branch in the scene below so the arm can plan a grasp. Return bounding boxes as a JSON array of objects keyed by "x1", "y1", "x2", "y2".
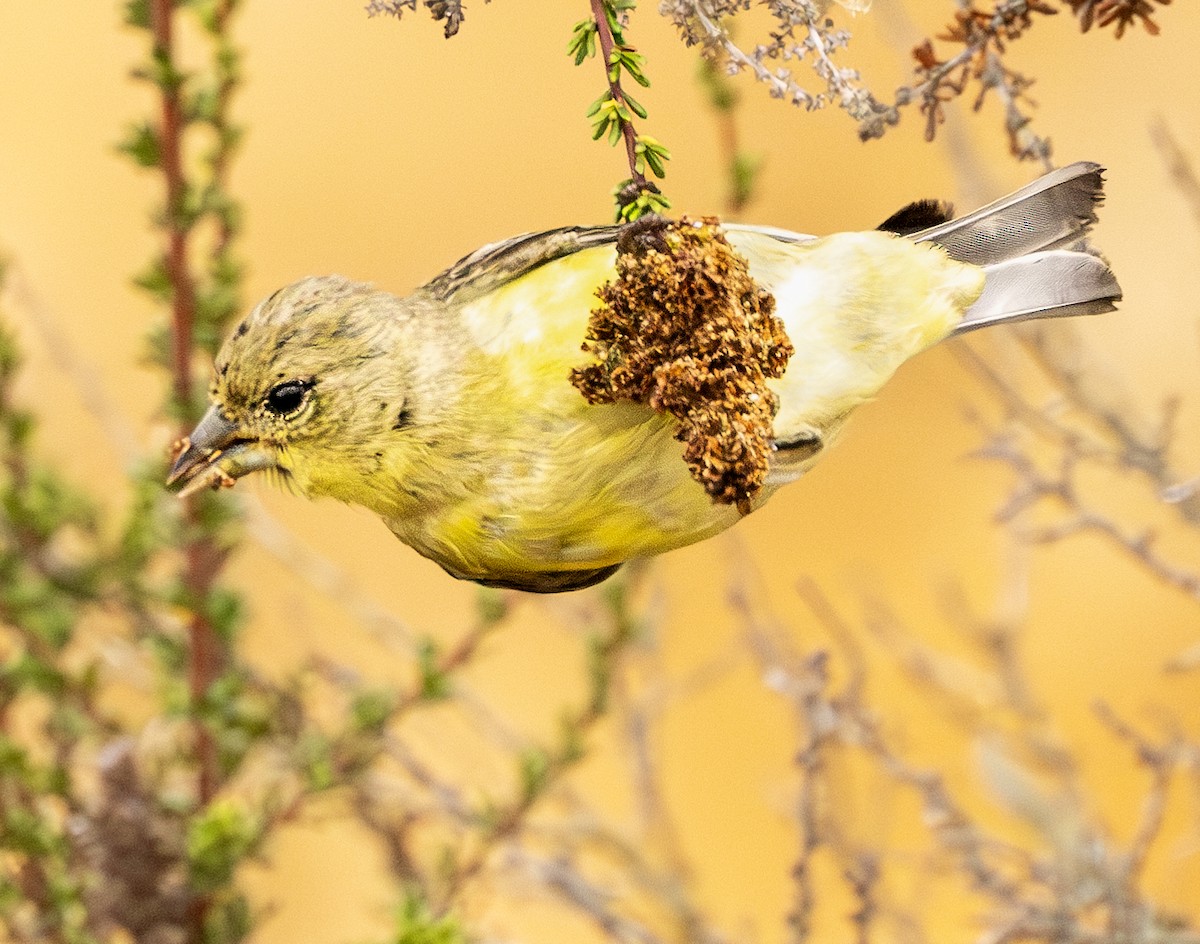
[
  {"x1": 150, "y1": 0, "x2": 198, "y2": 417},
  {"x1": 436, "y1": 574, "x2": 646, "y2": 912},
  {"x1": 1150, "y1": 118, "x2": 1200, "y2": 231},
  {"x1": 954, "y1": 314, "x2": 1200, "y2": 609},
  {"x1": 505, "y1": 849, "x2": 668, "y2": 944},
  {"x1": 1091, "y1": 703, "x2": 1190, "y2": 884},
  {"x1": 697, "y1": 46, "x2": 761, "y2": 218},
  {"x1": 735, "y1": 567, "x2": 1200, "y2": 944},
  {"x1": 1018, "y1": 325, "x2": 1200, "y2": 525},
  {"x1": 237, "y1": 496, "x2": 421, "y2": 647},
  {"x1": 971, "y1": 413, "x2": 1200, "y2": 604}
]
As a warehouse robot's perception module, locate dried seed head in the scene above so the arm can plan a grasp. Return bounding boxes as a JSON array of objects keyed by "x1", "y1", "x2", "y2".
[{"x1": 570, "y1": 215, "x2": 793, "y2": 513}]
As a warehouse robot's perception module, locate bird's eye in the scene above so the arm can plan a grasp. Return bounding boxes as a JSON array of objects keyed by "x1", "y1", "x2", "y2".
[{"x1": 265, "y1": 379, "x2": 313, "y2": 416}]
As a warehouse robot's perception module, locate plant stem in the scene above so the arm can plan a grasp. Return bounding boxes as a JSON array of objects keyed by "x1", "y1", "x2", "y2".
[
  {"x1": 437, "y1": 572, "x2": 644, "y2": 911},
  {"x1": 589, "y1": 0, "x2": 646, "y2": 187},
  {"x1": 210, "y1": 0, "x2": 239, "y2": 259},
  {"x1": 151, "y1": 0, "x2": 196, "y2": 412},
  {"x1": 151, "y1": 0, "x2": 224, "y2": 882}
]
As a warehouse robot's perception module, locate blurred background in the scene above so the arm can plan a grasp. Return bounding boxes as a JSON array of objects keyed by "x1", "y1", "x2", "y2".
[{"x1": 0, "y1": 2, "x2": 1198, "y2": 943}]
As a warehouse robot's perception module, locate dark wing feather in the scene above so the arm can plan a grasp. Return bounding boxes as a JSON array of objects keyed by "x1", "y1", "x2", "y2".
[
  {"x1": 423, "y1": 224, "x2": 623, "y2": 303},
  {"x1": 421, "y1": 221, "x2": 816, "y2": 304}
]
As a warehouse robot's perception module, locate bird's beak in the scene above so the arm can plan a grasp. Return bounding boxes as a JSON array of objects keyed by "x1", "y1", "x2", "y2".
[{"x1": 166, "y1": 404, "x2": 277, "y2": 498}]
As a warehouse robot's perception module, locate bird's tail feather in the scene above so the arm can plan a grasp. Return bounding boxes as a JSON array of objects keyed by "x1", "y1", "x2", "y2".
[
  {"x1": 913, "y1": 161, "x2": 1106, "y2": 265},
  {"x1": 953, "y1": 249, "x2": 1121, "y2": 336},
  {"x1": 904, "y1": 160, "x2": 1121, "y2": 333}
]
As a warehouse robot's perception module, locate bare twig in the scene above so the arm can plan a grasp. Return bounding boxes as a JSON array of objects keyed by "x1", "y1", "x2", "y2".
[{"x1": 506, "y1": 849, "x2": 668, "y2": 944}]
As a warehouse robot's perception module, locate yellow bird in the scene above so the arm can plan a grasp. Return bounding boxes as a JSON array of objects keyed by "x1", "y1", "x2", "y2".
[{"x1": 168, "y1": 163, "x2": 1120, "y2": 592}]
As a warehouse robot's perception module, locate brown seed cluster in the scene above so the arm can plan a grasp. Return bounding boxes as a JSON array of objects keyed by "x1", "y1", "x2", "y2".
[{"x1": 570, "y1": 215, "x2": 793, "y2": 515}]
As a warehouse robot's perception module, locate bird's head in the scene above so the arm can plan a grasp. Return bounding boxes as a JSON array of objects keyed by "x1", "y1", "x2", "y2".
[{"x1": 167, "y1": 275, "x2": 420, "y2": 501}]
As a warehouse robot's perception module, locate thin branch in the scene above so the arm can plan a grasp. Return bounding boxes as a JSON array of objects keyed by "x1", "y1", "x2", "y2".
[
  {"x1": 1092, "y1": 703, "x2": 1185, "y2": 884},
  {"x1": 591, "y1": 0, "x2": 645, "y2": 189},
  {"x1": 1151, "y1": 117, "x2": 1200, "y2": 231},
  {"x1": 238, "y1": 495, "x2": 419, "y2": 647},
  {"x1": 151, "y1": 0, "x2": 197, "y2": 414},
  {"x1": 505, "y1": 849, "x2": 668, "y2": 944},
  {"x1": 1018, "y1": 324, "x2": 1200, "y2": 525}
]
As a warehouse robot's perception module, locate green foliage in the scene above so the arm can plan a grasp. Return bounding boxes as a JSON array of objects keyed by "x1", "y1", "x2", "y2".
[
  {"x1": 351, "y1": 686, "x2": 400, "y2": 733},
  {"x1": 386, "y1": 892, "x2": 467, "y2": 944},
  {"x1": 634, "y1": 134, "x2": 670, "y2": 178},
  {"x1": 0, "y1": 727, "x2": 96, "y2": 944},
  {"x1": 567, "y1": 17, "x2": 599, "y2": 64},
  {"x1": 204, "y1": 668, "x2": 278, "y2": 774},
  {"x1": 298, "y1": 730, "x2": 337, "y2": 791},
  {"x1": 124, "y1": 0, "x2": 246, "y2": 371},
  {"x1": 517, "y1": 746, "x2": 552, "y2": 805},
  {"x1": 613, "y1": 178, "x2": 670, "y2": 222},
  {"x1": 122, "y1": 0, "x2": 152, "y2": 30},
  {"x1": 203, "y1": 585, "x2": 246, "y2": 640},
  {"x1": 188, "y1": 799, "x2": 261, "y2": 893},
  {"x1": 571, "y1": 1, "x2": 672, "y2": 222},
  {"x1": 117, "y1": 120, "x2": 162, "y2": 167},
  {"x1": 730, "y1": 152, "x2": 763, "y2": 210},
  {"x1": 475, "y1": 586, "x2": 510, "y2": 625},
  {"x1": 697, "y1": 52, "x2": 762, "y2": 214},
  {"x1": 588, "y1": 90, "x2": 637, "y2": 144},
  {"x1": 203, "y1": 892, "x2": 255, "y2": 944},
  {"x1": 417, "y1": 637, "x2": 452, "y2": 700},
  {"x1": 697, "y1": 52, "x2": 738, "y2": 112},
  {"x1": 609, "y1": 45, "x2": 650, "y2": 87},
  {"x1": 0, "y1": 316, "x2": 115, "y2": 770}
]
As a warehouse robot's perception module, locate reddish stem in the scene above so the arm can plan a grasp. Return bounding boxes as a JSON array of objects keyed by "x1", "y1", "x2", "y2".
[
  {"x1": 151, "y1": 0, "x2": 222, "y2": 848},
  {"x1": 152, "y1": 0, "x2": 196, "y2": 411},
  {"x1": 210, "y1": 0, "x2": 238, "y2": 258},
  {"x1": 589, "y1": 0, "x2": 646, "y2": 187}
]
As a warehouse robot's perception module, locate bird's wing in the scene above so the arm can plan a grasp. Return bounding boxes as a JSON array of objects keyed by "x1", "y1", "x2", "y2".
[
  {"x1": 445, "y1": 223, "x2": 946, "y2": 467},
  {"x1": 422, "y1": 221, "x2": 816, "y2": 304},
  {"x1": 423, "y1": 225, "x2": 623, "y2": 303}
]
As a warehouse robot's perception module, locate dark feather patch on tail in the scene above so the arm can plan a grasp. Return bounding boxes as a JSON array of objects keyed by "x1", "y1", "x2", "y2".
[{"x1": 877, "y1": 199, "x2": 955, "y2": 236}]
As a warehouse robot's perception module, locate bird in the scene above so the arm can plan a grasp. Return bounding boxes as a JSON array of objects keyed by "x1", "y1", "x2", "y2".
[{"x1": 167, "y1": 162, "x2": 1121, "y2": 593}]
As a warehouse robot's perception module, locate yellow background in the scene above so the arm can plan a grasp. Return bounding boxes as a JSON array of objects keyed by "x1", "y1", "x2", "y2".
[{"x1": 1, "y1": 1, "x2": 1198, "y2": 941}]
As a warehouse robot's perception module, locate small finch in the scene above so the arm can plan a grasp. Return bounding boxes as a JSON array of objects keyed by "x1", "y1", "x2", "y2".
[{"x1": 168, "y1": 163, "x2": 1120, "y2": 593}]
